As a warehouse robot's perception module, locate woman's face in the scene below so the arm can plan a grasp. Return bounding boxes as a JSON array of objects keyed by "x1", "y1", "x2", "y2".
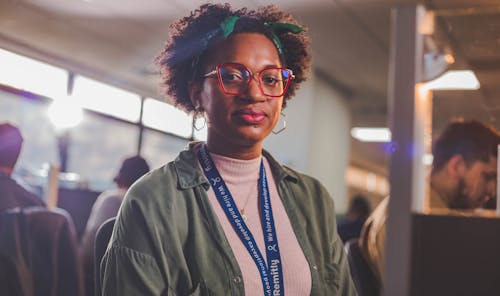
[{"x1": 193, "y1": 33, "x2": 284, "y2": 157}]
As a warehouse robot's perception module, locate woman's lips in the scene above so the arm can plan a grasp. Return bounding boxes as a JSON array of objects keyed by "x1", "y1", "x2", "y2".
[{"x1": 233, "y1": 109, "x2": 266, "y2": 124}]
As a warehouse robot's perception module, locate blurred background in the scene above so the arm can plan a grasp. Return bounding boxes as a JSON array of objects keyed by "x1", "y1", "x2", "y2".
[{"x1": 1, "y1": 0, "x2": 499, "y2": 217}]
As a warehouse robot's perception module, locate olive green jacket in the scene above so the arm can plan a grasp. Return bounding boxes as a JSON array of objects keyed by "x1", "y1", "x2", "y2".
[{"x1": 100, "y1": 144, "x2": 356, "y2": 295}]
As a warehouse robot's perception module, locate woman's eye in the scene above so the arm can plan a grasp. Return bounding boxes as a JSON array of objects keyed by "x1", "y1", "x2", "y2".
[
  {"x1": 221, "y1": 71, "x2": 244, "y2": 82},
  {"x1": 262, "y1": 76, "x2": 280, "y2": 85}
]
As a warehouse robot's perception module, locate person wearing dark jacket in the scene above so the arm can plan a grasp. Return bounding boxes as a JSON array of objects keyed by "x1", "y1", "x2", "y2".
[
  {"x1": 0, "y1": 122, "x2": 45, "y2": 212},
  {"x1": 0, "y1": 123, "x2": 83, "y2": 296}
]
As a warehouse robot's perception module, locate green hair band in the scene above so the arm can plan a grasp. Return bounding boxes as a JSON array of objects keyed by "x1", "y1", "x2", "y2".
[
  {"x1": 218, "y1": 16, "x2": 304, "y2": 56},
  {"x1": 220, "y1": 16, "x2": 240, "y2": 38}
]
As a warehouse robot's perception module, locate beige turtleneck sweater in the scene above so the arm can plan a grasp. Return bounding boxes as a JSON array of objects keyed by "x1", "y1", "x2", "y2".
[{"x1": 203, "y1": 151, "x2": 312, "y2": 295}]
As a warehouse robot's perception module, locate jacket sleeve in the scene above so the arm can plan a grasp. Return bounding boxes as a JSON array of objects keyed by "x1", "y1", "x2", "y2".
[
  {"x1": 289, "y1": 172, "x2": 358, "y2": 295},
  {"x1": 99, "y1": 185, "x2": 168, "y2": 296},
  {"x1": 100, "y1": 244, "x2": 166, "y2": 295},
  {"x1": 331, "y1": 230, "x2": 358, "y2": 295}
]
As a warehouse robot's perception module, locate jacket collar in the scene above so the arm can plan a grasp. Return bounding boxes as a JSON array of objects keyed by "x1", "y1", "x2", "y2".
[{"x1": 173, "y1": 142, "x2": 298, "y2": 190}]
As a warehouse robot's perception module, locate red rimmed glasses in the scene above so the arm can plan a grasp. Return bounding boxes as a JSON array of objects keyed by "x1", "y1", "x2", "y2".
[{"x1": 204, "y1": 63, "x2": 295, "y2": 97}]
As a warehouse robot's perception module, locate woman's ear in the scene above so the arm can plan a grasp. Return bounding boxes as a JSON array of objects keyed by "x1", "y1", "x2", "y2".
[{"x1": 188, "y1": 81, "x2": 202, "y2": 110}]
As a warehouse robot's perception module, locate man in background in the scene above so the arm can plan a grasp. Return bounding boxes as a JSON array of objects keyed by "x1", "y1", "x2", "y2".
[
  {"x1": 359, "y1": 119, "x2": 499, "y2": 285},
  {"x1": 0, "y1": 122, "x2": 45, "y2": 211},
  {"x1": 80, "y1": 155, "x2": 150, "y2": 296}
]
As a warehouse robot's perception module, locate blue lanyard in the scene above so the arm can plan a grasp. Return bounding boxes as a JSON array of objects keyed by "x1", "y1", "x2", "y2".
[{"x1": 198, "y1": 145, "x2": 284, "y2": 296}]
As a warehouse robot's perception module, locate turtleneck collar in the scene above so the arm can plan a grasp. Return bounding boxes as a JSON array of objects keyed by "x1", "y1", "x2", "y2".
[{"x1": 208, "y1": 151, "x2": 262, "y2": 184}]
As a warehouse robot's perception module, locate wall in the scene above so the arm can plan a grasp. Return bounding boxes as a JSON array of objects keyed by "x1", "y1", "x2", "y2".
[
  {"x1": 310, "y1": 77, "x2": 351, "y2": 213},
  {"x1": 264, "y1": 76, "x2": 315, "y2": 171}
]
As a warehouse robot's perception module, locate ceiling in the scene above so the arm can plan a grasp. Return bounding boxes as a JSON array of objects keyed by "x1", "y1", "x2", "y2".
[{"x1": 1, "y1": 0, "x2": 499, "y2": 175}]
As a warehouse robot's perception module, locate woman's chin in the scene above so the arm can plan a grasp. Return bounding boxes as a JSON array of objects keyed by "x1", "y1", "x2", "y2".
[{"x1": 236, "y1": 125, "x2": 271, "y2": 141}]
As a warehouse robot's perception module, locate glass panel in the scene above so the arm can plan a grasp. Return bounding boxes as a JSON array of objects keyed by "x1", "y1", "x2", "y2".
[
  {"x1": 424, "y1": 5, "x2": 500, "y2": 212},
  {"x1": 72, "y1": 75, "x2": 141, "y2": 123},
  {"x1": 0, "y1": 89, "x2": 59, "y2": 193},
  {"x1": 142, "y1": 98, "x2": 192, "y2": 138},
  {"x1": 67, "y1": 112, "x2": 139, "y2": 191},
  {"x1": 141, "y1": 128, "x2": 189, "y2": 170},
  {"x1": 0, "y1": 49, "x2": 67, "y2": 99}
]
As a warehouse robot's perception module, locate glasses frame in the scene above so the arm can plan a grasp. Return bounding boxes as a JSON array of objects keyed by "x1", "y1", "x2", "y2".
[{"x1": 204, "y1": 63, "x2": 295, "y2": 97}]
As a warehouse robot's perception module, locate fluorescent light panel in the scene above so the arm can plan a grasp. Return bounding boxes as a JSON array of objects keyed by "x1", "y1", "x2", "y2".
[
  {"x1": 424, "y1": 70, "x2": 479, "y2": 90},
  {"x1": 351, "y1": 127, "x2": 391, "y2": 142}
]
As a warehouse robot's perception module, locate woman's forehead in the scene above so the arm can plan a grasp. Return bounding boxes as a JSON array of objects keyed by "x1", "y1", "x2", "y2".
[{"x1": 206, "y1": 33, "x2": 281, "y2": 68}]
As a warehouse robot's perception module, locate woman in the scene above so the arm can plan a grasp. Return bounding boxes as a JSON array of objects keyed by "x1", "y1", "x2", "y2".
[{"x1": 100, "y1": 3, "x2": 355, "y2": 295}]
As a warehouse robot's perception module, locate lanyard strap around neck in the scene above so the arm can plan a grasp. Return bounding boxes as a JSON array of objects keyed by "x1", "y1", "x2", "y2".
[{"x1": 198, "y1": 145, "x2": 284, "y2": 296}]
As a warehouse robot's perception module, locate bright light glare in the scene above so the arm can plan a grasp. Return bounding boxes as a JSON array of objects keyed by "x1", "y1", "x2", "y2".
[
  {"x1": 424, "y1": 70, "x2": 479, "y2": 90},
  {"x1": 72, "y1": 76, "x2": 141, "y2": 122},
  {"x1": 142, "y1": 98, "x2": 193, "y2": 138},
  {"x1": 48, "y1": 97, "x2": 83, "y2": 129},
  {"x1": 423, "y1": 153, "x2": 433, "y2": 166},
  {"x1": 351, "y1": 127, "x2": 391, "y2": 142},
  {"x1": 0, "y1": 49, "x2": 67, "y2": 99}
]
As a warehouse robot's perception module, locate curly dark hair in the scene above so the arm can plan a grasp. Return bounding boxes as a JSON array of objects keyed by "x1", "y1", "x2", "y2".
[{"x1": 155, "y1": 3, "x2": 311, "y2": 112}]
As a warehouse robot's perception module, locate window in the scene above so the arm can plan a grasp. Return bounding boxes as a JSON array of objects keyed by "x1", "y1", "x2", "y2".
[
  {"x1": 141, "y1": 128, "x2": 189, "y2": 170},
  {"x1": 72, "y1": 75, "x2": 141, "y2": 123},
  {"x1": 0, "y1": 49, "x2": 67, "y2": 99},
  {"x1": 142, "y1": 98, "x2": 192, "y2": 138}
]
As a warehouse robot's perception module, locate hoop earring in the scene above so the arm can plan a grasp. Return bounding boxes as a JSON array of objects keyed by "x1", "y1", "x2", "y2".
[
  {"x1": 272, "y1": 112, "x2": 287, "y2": 134},
  {"x1": 193, "y1": 109, "x2": 207, "y2": 131}
]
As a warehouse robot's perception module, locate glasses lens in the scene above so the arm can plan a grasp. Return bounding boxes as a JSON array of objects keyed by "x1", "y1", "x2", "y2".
[
  {"x1": 218, "y1": 64, "x2": 250, "y2": 95},
  {"x1": 260, "y1": 68, "x2": 290, "y2": 96},
  {"x1": 217, "y1": 64, "x2": 292, "y2": 97}
]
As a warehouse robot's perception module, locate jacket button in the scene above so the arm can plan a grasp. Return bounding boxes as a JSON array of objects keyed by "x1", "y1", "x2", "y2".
[{"x1": 233, "y1": 276, "x2": 242, "y2": 283}]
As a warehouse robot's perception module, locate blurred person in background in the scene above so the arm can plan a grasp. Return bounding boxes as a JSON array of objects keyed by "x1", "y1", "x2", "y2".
[
  {"x1": 80, "y1": 155, "x2": 149, "y2": 296},
  {"x1": 338, "y1": 194, "x2": 371, "y2": 243},
  {"x1": 360, "y1": 119, "x2": 500, "y2": 287},
  {"x1": 0, "y1": 122, "x2": 45, "y2": 211}
]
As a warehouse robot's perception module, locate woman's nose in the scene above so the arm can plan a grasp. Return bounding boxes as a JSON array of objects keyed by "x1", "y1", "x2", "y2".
[{"x1": 242, "y1": 78, "x2": 266, "y2": 102}]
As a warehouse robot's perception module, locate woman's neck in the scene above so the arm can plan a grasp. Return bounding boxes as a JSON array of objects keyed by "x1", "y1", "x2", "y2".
[
  {"x1": 206, "y1": 139, "x2": 262, "y2": 160},
  {"x1": 208, "y1": 151, "x2": 261, "y2": 183}
]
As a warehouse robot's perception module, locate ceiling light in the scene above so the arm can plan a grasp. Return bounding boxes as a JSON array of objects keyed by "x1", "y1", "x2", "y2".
[
  {"x1": 423, "y1": 70, "x2": 479, "y2": 90},
  {"x1": 48, "y1": 96, "x2": 83, "y2": 129},
  {"x1": 351, "y1": 127, "x2": 391, "y2": 142}
]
